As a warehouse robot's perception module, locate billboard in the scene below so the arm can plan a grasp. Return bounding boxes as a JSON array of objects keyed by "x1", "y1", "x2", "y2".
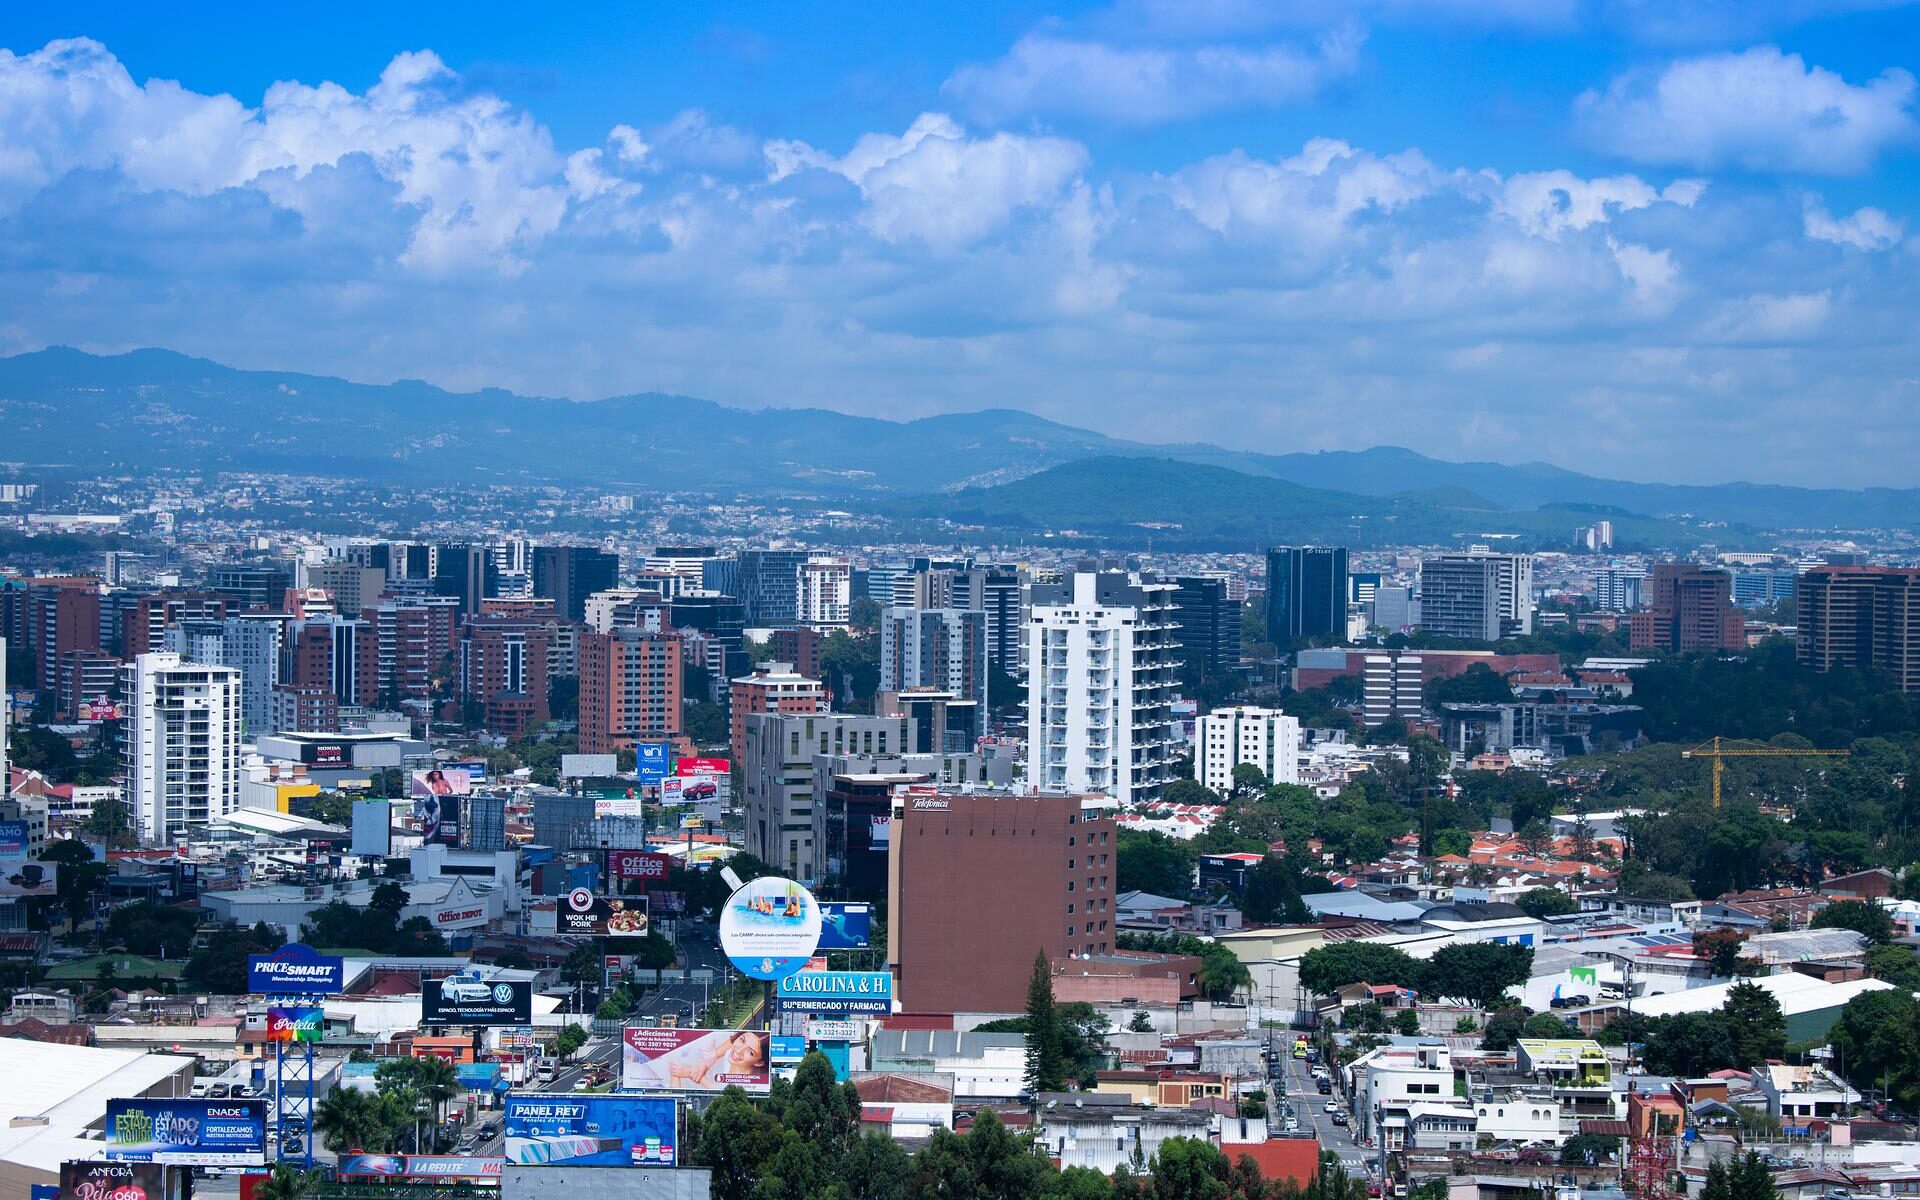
[
  {"x1": 411, "y1": 770, "x2": 468, "y2": 846},
  {"x1": 105, "y1": 1098, "x2": 267, "y2": 1165},
  {"x1": 775, "y1": 970, "x2": 893, "y2": 1016},
  {"x1": 607, "y1": 849, "x2": 671, "y2": 883},
  {"x1": 817, "y1": 902, "x2": 872, "y2": 950},
  {"x1": 0, "y1": 820, "x2": 30, "y2": 865},
  {"x1": 310, "y1": 744, "x2": 347, "y2": 767},
  {"x1": 0, "y1": 860, "x2": 56, "y2": 899},
  {"x1": 247, "y1": 943, "x2": 346, "y2": 994},
  {"x1": 423, "y1": 977, "x2": 533, "y2": 1025},
  {"x1": 635, "y1": 742, "x2": 671, "y2": 783},
  {"x1": 670, "y1": 757, "x2": 731, "y2": 805},
  {"x1": 593, "y1": 787, "x2": 644, "y2": 819},
  {"x1": 504, "y1": 1093, "x2": 679, "y2": 1167},
  {"x1": 561, "y1": 754, "x2": 618, "y2": 780},
  {"x1": 350, "y1": 799, "x2": 392, "y2": 858},
  {"x1": 869, "y1": 814, "x2": 891, "y2": 850},
  {"x1": 60, "y1": 1160, "x2": 165, "y2": 1200},
  {"x1": 558, "y1": 888, "x2": 649, "y2": 937},
  {"x1": 265, "y1": 1006, "x2": 324, "y2": 1043},
  {"x1": 621, "y1": 1028, "x2": 770, "y2": 1093},
  {"x1": 651, "y1": 890, "x2": 686, "y2": 916},
  {"x1": 431, "y1": 902, "x2": 489, "y2": 930},
  {"x1": 719, "y1": 876, "x2": 822, "y2": 981},
  {"x1": 338, "y1": 1156, "x2": 504, "y2": 1181}
]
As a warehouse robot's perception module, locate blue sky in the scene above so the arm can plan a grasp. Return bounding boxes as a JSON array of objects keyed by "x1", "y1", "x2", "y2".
[{"x1": 2, "y1": 2, "x2": 1917, "y2": 487}]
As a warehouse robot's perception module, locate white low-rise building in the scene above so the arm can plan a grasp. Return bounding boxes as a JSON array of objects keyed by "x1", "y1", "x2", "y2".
[
  {"x1": 1759, "y1": 1064, "x2": 1859, "y2": 1124},
  {"x1": 1196, "y1": 707, "x2": 1302, "y2": 792}
]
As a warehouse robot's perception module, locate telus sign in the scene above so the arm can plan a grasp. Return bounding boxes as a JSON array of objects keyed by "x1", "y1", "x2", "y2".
[{"x1": 247, "y1": 943, "x2": 346, "y2": 994}]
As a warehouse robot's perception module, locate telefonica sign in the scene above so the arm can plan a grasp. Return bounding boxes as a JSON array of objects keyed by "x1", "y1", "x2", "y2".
[
  {"x1": 247, "y1": 943, "x2": 346, "y2": 995},
  {"x1": 910, "y1": 798, "x2": 949, "y2": 810}
]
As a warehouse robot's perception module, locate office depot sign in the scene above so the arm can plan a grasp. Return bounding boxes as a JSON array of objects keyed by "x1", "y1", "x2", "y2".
[{"x1": 608, "y1": 849, "x2": 671, "y2": 881}]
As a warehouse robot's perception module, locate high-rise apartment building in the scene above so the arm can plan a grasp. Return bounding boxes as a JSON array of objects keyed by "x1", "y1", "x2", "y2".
[
  {"x1": 58, "y1": 650, "x2": 120, "y2": 721},
  {"x1": 742, "y1": 710, "x2": 911, "y2": 881},
  {"x1": 461, "y1": 614, "x2": 553, "y2": 736},
  {"x1": 668, "y1": 592, "x2": 750, "y2": 708},
  {"x1": 372, "y1": 595, "x2": 459, "y2": 701},
  {"x1": 1369, "y1": 586, "x2": 1419, "y2": 632},
  {"x1": 29, "y1": 578, "x2": 102, "y2": 698},
  {"x1": 1363, "y1": 651, "x2": 1423, "y2": 728},
  {"x1": 879, "y1": 608, "x2": 988, "y2": 713},
  {"x1": 578, "y1": 627, "x2": 683, "y2": 755},
  {"x1": 888, "y1": 789, "x2": 1118, "y2": 1013},
  {"x1": 1196, "y1": 706, "x2": 1302, "y2": 791},
  {"x1": 1026, "y1": 569, "x2": 1180, "y2": 805},
  {"x1": 1796, "y1": 567, "x2": 1920, "y2": 694},
  {"x1": 797, "y1": 557, "x2": 853, "y2": 628},
  {"x1": 532, "y1": 545, "x2": 620, "y2": 623},
  {"x1": 287, "y1": 617, "x2": 380, "y2": 708},
  {"x1": 121, "y1": 652, "x2": 243, "y2": 843},
  {"x1": 1265, "y1": 547, "x2": 1348, "y2": 645},
  {"x1": 432, "y1": 543, "x2": 490, "y2": 616},
  {"x1": 1594, "y1": 567, "x2": 1645, "y2": 612},
  {"x1": 222, "y1": 613, "x2": 288, "y2": 733},
  {"x1": 1172, "y1": 575, "x2": 1243, "y2": 676},
  {"x1": 301, "y1": 561, "x2": 389, "y2": 617},
  {"x1": 769, "y1": 627, "x2": 824, "y2": 680},
  {"x1": 1629, "y1": 564, "x2": 1744, "y2": 653},
  {"x1": 1731, "y1": 570, "x2": 1799, "y2": 609},
  {"x1": 120, "y1": 591, "x2": 228, "y2": 658},
  {"x1": 1419, "y1": 552, "x2": 1535, "y2": 641},
  {"x1": 729, "y1": 662, "x2": 828, "y2": 763}
]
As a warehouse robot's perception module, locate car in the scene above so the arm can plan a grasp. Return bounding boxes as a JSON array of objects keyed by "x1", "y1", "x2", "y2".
[
  {"x1": 1325, "y1": 1101, "x2": 1339, "y2": 1114},
  {"x1": 441, "y1": 977, "x2": 495, "y2": 1003},
  {"x1": 189, "y1": 1083, "x2": 210, "y2": 1098},
  {"x1": 1330, "y1": 1112, "x2": 1349, "y2": 1127},
  {"x1": 683, "y1": 780, "x2": 719, "y2": 801},
  {"x1": 207, "y1": 1084, "x2": 231, "y2": 1098},
  {"x1": 1317, "y1": 1079, "x2": 1332, "y2": 1094},
  {"x1": 1550, "y1": 995, "x2": 1590, "y2": 1009}
]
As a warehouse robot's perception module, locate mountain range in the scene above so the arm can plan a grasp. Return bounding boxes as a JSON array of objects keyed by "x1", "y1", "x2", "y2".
[{"x1": 1, "y1": 347, "x2": 1915, "y2": 536}]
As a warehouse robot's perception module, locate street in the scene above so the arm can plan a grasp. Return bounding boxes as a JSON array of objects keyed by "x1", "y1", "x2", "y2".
[{"x1": 1276, "y1": 1038, "x2": 1373, "y2": 1180}]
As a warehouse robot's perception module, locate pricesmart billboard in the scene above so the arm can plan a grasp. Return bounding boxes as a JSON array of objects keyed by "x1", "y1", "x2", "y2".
[
  {"x1": 504, "y1": 1094, "x2": 678, "y2": 1167},
  {"x1": 775, "y1": 970, "x2": 893, "y2": 1015},
  {"x1": 105, "y1": 1099, "x2": 267, "y2": 1166},
  {"x1": 247, "y1": 943, "x2": 346, "y2": 995}
]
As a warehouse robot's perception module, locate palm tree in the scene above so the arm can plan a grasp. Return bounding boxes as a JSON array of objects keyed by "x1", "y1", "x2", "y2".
[
  {"x1": 412, "y1": 1054, "x2": 459, "y2": 1129},
  {"x1": 313, "y1": 1086, "x2": 386, "y2": 1153},
  {"x1": 253, "y1": 1163, "x2": 322, "y2": 1200}
]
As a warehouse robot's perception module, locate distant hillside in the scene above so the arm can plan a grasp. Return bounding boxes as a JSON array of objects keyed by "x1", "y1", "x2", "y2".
[
  {"x1": 891, "y1": 457, "x2": 1717, "y2": 549},
  {"x1": 1, "y1": 347, "x2": 1915, "y2": 529}
]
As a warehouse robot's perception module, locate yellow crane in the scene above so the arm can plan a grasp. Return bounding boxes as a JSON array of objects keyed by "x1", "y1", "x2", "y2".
[{"x1": 1681, "y1": 736, "x2": 1850, "y2": 809}]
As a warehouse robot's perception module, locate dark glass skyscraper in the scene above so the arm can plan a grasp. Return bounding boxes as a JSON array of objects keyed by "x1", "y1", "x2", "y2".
[{"x1": 1265, "y1": 546, "x2": 1348, "y2": 645}]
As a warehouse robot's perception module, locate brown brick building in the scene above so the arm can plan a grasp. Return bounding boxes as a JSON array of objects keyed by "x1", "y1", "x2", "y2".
[
  {"x1": 460, "y1": 614, "x2": 553, "y2": 737},
  {"x1": 1629, "y1": 563, "x2": 1744, "y2": 653},
  {"x1": 579, "y1": 626, "x2": 682, "y2": 755},
  {"x1": 888, "y1": 789, "x2": 1117, "y2": 1015},
  {"x1": 1797, "y1": 566, "x2": 1920, "y2": 694}
]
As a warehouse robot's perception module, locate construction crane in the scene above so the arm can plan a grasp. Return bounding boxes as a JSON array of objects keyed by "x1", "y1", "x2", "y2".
[{"x1": 1681, "y1": 736, "x2": 1850, "y2": 809}]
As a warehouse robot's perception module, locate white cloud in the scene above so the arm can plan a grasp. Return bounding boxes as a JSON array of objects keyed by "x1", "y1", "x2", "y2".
[
  {"x1": 1576, "y1": 46, "x2": 1919, "y2": 174},
  {"x1": 942, "y1": 24, "x2": 1362, "y2": 125},
  {"x1": 1494, "y1": 170, "x2": 1704, "y2": 236},
  {"x1": 1804, "y1": 199, "x2": 1905, "y2": 249}
]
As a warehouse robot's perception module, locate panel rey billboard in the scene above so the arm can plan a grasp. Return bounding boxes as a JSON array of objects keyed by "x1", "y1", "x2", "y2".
[
  {"x1": 504, "y1": 1093, "x2": 679, "y2": 1166},
  {"x1": 621, "y1": 1028, "x2": 770, "y2": 1093},
  {"x1": 104, "y1": 1099, "x2": 267, "y2": 1165}
]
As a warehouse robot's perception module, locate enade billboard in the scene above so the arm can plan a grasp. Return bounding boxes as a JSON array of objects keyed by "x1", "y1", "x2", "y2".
[
  {"x1": 621, "y1": 1028, "x2": 769, "y2": 1093},
  {"x1": 504, "y1": 1093, "x2": 678, "y2": 1167},
  {"x1": 104, "y1": 1098, "x2": 267, "y2": 1166}
]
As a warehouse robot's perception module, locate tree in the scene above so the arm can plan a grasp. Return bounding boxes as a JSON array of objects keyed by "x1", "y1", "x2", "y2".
[
  {"x1": 1560, "y1": 1133, "x2": 1619, "y2": 1166},
  {"x1": 1516, "y1": 888, "x2": 1576, "y2": 919},
  {"x1": 1128, "y1": 1011, "x2": 1154, "y2": 1033},
  {"x1": 1828, "y1": 989, "x2": 1920, "y2": 1114},
  {"x1": 185, "y1": 922, "x2": 279, "y2": 993},
  {"x1": 104, "y1": 902, "x2": 199, "y2": 958},
  {"x1": 1425, "y1": 664, "x2": 1516, "y2": 707},
  {"x1": 1230, "y1": 764, "x2": 1268, "y2": 799},
  {"x1": 1116, "y1": 830, "x2": 1196, "y2": 898},
  {"x1": 1812, "y1": 899, "x2": 1895, "y2": 944},
  {"x1": 1640, "y1": 1011, "x2": 1738, "y2": 1076},
  {"x1": 1522, "y1": 1013, "x2": 1575, "y2": 1039},
  {"x1": 370, "y1": 881, "x2": 409, "y2": 912},
  {"x1": 1024, "y1": 950, "x2": 1066, "y2": 1094},
  {"x1": 1693, "y1": 928, "x2": 1757, "y2": 977},
  {"x1": 1162, "y1": 779, "x2": 1218, "y2": 806},
  {"x1": 690, "y1": 1086, "x2": 786, "y2": 1200},
  {"x1": 1729, "y1": 1151, "x2": 1782, "y2": 1200},
  {"x1": 1418, "y1": 942, "x2": 1532, "y2": 1010},
  {"x1": 1240, "y1": 855, "x2": 1311, "y2": 924},
  {"x1": 314, "y1": 1085, "x2": 391, "y2": 1152},
  {"x1": 1722, "y1": 981, "x2": 1787, "y2": 1067},
  {"x1": 556, "y1": 1022, "x2": 588, "y2": 1060},
  {"x1": 1298, "y1": 942, "x2": 1423, "y2": 995},
  {"x1": 253, "y1": 1163, "x2": 323, "y2": 1200},
  {"x1": 1865, "y1": 943, "x2": 1920, "y2": 990},
  {"x1": 1195, "y1": 943, "x2": 1251, "y2": 1002}
]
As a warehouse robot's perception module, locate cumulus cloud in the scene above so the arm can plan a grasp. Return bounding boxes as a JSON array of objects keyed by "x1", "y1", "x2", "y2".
[
  {"x1": 942, "y1": 24, "x2": 1363, "y2": 125},
  {"x1": 0, "y1": 37, "x2": 1915, "y2": 484},
  {"x1": 1804, "y1": 199, "x2": 1905, "y2": 249},
  {"x1": 1576, "y1": 47, "x2": 1919, "y2": 174}
]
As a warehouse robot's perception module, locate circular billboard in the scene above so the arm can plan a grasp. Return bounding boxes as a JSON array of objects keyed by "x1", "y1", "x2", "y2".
[{"x1": 719, "y1": 876, "x2": 823, "y2": 981}]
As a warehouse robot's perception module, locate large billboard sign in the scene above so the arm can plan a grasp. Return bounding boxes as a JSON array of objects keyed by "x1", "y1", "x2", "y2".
[
  {"x1": 504, "y1": 1093, "x2": 679, "y2": 1167},
  {"x1": 411, "y1": 770, "x2": 467, "y2": 846},
  {"x1": 247, "y1": 943, "x2": 345, "y2": 994},
  {"x1": 559, "y1": 889, "x2": 650, "y2": 937},
  {"x1": 560, "y1": 753, "x2": 618, "y2": 779},
  {"x1": 718, "y1": 876, "x2": 822, "y2": 981},
  {"x1": 0, "y1": 820, "x2": 29, "y2": 865},
  {"x1": 0, "y1": 860, "x2": 56, "y2": 899},
  {"x1": 606, "y1": 849, "x2": 671, "y2": 883},
  {"x1": 338, "y1": 1156, "x2": 504, "y2": 1181},
  {"x1": 265, "y1": 1006, "x2": 324, "y2": 1043},
  {"x1": 423, "y1": 977, "x2": 533, "y2": 1025},
  {"x1": 621, "y1": 1028, "x2": 770, "y2": 1093},
  {"x1": 351, "y1": 799, "x2": 393, "y2": 858},
  {"x1": 60, "y1": 1160, "x2": 165, "y2": 1200},
  {"x1": 817, "y1": 902, "x2": 872, "y2": 950},
  {"x1": 105, "y1": 1099, "x2": 267, "y2": 1166},
  {"x1": 775, "y1": 970, "x2": 893, "y2": 1016},
  {"x1": 635, "y1": 742, "x2": 671, "y2": 783}
]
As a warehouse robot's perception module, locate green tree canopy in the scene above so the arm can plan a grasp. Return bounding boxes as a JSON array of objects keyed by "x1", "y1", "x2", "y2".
[
  {"x1": 1417, "y1": 942, "x2": 1533, "y2": 1009},
  {"x1": 1298, "y1": 942, "x2": 1423, "y2": 995},
  {"x1": 1515, "y1": 888, "x2": 1577, "y2": 919},
  {"x1": 1812, "y1": 899, "x2": 1895, "y2": 944}
]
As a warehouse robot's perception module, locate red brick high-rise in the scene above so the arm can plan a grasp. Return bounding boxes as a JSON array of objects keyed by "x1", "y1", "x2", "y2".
[
  {"x1": 119, "y1": 591, "x2": 228, "y2": 658},
  {"x1": 1629, "y1": 564, "x2": 1744, "y2": 653},
  {"x1": 1797, "y1": 567, "x2": 1920, "y2": 694},
  {"x1": 579, "y1": 627, "x2": 683, "y2": 755},
  {"x1": 461, "y1": 614, "x2": 553, "y2": 737},
  {"x1": 729, "y1": 662, "x2": 826, "y2": 763},
  {"x1": 888, "y1": 788, "x2": 1117, "y2": 1014},
  {"x1": 29, "y1": 578, "x2": 102, "y2": 698},
  {"x1": 287, "y1": 617, "x2": 380, "y2": 707}
]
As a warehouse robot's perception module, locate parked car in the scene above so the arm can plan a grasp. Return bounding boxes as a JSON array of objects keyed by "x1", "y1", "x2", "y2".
[
  {"x1": 1324, "y1": 1101, "x2": 1339, "y2": 1114},
  {"x1": 1550, "y1": 994, "x2": 1590, "y2": 1009},
  {"x1": 1330, "y1": 1112, "x2": 1349, "y2": 1127},
  {"x1": 1317, "y1": 1078, "x2": 1332, "y2": 1094}
]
